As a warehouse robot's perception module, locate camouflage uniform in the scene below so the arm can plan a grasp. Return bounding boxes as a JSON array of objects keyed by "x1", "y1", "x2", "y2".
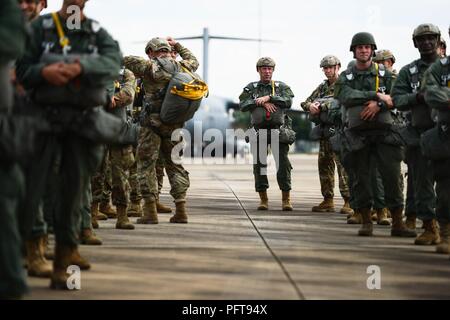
[
  {"x1": 423, "y1": 53, "x2": 450, "y2": 254},
  {"x1": 109, "y1": 68, "x2": 136, "y2": 208},
  {"x1": 91, "y1": 150, "x2": 112, "y2": 204},
  {"x1": 17, "y1": 10, "x2": 122, "y2": 288},
  {"x1": 124, "y1": 41, "x2": 198, "y2": 222},
  {"x1": 392, "y1": 59, "x2": 437, "y2": 222},
  {"x1": 239, "y1": 80, "x2": 294, "y2": 193},
  {"x1": 334, "y1": 32, "x2": 414, "y2": 237},
  {"x1": 301, "y1": 81, "x2": 350, "y2": 201}
]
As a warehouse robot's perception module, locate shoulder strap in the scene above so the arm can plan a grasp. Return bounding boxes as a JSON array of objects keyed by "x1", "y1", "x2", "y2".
[{"x1": 408, "y1": 60, "x2": 420, "y2": 93}]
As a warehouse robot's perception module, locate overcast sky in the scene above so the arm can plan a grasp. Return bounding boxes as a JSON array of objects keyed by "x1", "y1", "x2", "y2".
[{"x1": 43, "y1": 0, "x2": 449, "y2": 109}]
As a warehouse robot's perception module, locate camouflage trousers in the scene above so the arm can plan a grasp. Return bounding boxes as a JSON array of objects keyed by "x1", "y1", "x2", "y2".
[
  {"x1": 110, "y1": 145, "x2": 134, "y2": 207},
  {"x1": 252, "y1": 132, "x2": 292, "y2": 192},
  {"x1": 129, "y1": 146, "x2": 166, "y2": 203},
  {"x1": 137, "y1": 126, "x2": 189, "y2": 202},
  {"x1": 128, "y1": 146, "x2": 142, "y2": 203},
  {"x1": 91, "y1": 148, "x2": 112, "y2": 204},
  {"x1": 318, "y1": 139, "x2": 350, "y2": 199}
]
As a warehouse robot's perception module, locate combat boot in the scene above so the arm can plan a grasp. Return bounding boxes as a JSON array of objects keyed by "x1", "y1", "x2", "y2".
[
  {"x1": 26, "y1": 236, "x2": 52, "y2": 278},
  {"x1": 415, "y1": 219, "x2": 440, "y2": 245},
  {"x1": 391, "y1": 207, "x2": 417, "y2": 237},
  {"x1": 312, "y1": 197, "x2": 334, "y2": 212},
  {"x1": 358, "y1": 208, "x2": 373, "y2": 236},
  {"x1": 116, "y1": 205, "x2": 135, "y2": 230},
  {"x1": 257, "y1": 191, "x2": 269, "y2": 210},
  {"x1": 127, "y1": 201, "x2": 143, "y2": 218},
  {"x1": 80, "y1": 228, "x2": 103, "y2": 245},
  {"x1": 137, "y1": 200, "x2": 158, "y2": 224},
  {"x1": 376, "y1": 208, "x2": 391, "y2": 226},
  {"x1": 436, "y1": 223, "x2": 450, "y2": 254},
  {"x1": 157, "y1": 200, "x2": 172, "y2": 214},
  {"x1": 347, "y1": 210, "x2": 362, "y2": 224},
  {"x1": 50, "y1": 244, "x2": 75, "y2": 290},
  {"x1": 91, "y1": 202, "x2": 105, "y2": 229},
  {"x1": 99, "y1": 201, "x2": 117, "y2": 219},
  {"x1": 170, "y1": 200, "x2": 188, "y2": 224},
  {"x1": 405, "y1": 213, "x2": 417, "y2": 230},
  {"x1": 70, "y1": 247, "x2": 91, "y2": 270},
  {"x1": 282, "y1": 191, "x2": 293, "y2": 211},
  {"x1": 340, "y1": 198, "x2": 354, "y2": 216}
]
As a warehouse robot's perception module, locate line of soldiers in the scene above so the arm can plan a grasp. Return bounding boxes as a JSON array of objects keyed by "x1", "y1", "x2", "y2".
[
  {"x1": 1, "y1": 0, "x2": 200, "y2": 299},
  {"x1": 299, "y1": 25, "x2": 450, "y2": 257}
]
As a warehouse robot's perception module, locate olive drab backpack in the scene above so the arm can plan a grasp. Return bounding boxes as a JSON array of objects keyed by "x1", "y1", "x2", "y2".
[
  {"x1": 157, "y1": 58, "x2": 209, "y2": 125},
  {"x1": 250, "y1": 81, "x2": 285, "y2": 128},
  {"x1": 345, "y1": 63, "x2": 394, "y2": 129},
  {"x1": 33, "y1": 13, "x2": 108, "y2": 108}
]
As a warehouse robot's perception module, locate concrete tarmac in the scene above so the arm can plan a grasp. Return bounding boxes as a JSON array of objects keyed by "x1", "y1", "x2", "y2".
[{"x1": 26, "y1": 154, "x2": 450, "y2": 300}]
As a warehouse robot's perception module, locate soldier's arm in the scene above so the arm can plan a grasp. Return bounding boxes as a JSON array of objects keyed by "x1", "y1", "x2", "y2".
[
  {"x1": 391, "y1": 67, "x2": 417, "y2": 111},
  {"x1": 114, "y1": 69, "x2": 136, "y2": 108},
  {"x1": 239, "y1": 84, "x2": 257, "y2": 112},
  {"x1": 176, "y1": 43, "x2": 199, "y2": 72},
  {"x1": 123, "y1": 55, "x2": 152, "y2": 79},
  {"x1": 334, "y1": 73, "x2": 378, "y2": 107},
  {"x1": 78, "y1": 27, "x2": 122, "y2": 86},
  {"x1": 270, "y1": 82, "x2": 294, "y2": 109},
  {"x1": 300, "y1": 84, "x2": 322, "y2": 112},
  {"x1": 16, "y1": 18, "x2": 47, "y2": 89},
  {"x1": 423, "y1": 63, "x2": 450, "y2": 111}
]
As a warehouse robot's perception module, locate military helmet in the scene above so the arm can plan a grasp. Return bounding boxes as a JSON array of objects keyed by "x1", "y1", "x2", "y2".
[
  {"x1": 350, "y1": 32, "x2": 377, "y2": 51},
  {"x1": 412, "y1": 23, "x2": 441, "y2": 39},
  {"x1": 145, "y1": 37, "x2": 171, "y2": 54},
  {"x1": 440, "y1": 36, "x2": 447, "y2": 48},
  {"x1": 374, "y1": 49, "x2": 396, "y2": 63},
  {"x1": 320, "y1": 55, "x2": 341, "y2": 68},
  {"x1": 256, "y1": 57, "x2": 276, "y2": 70}
]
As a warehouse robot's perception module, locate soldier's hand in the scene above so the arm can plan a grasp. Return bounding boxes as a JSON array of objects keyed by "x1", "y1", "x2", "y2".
[
  {"x1": 256, "y1": 96, "x2": 270, "y2": 106},
  {"x1": 110, "y1": 96, "x2": 117, "y2": 109},
  {"x1": 263, "y1": 102, "x2": 277, "y2": 113},
  {"x1": 41, "y1": 63, "x2": 71, "y2": 86},
  {"x1": 309, "y1": 102, "x2": 321, "y2": 115},
  {"x1": 62, "y1": 62, "x2": 82, "y2": 80},
  {"x1": 377, "y1": 93, "x2": 394, "y2": 109},
  {"x1": 361, "y1": 101, "x2": 380, "y2": 120},
  {"x1": 167, "y1": 37, "x2": 178, "y2": 46}
]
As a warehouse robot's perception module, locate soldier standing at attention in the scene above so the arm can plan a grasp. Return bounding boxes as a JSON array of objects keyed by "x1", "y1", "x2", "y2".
[
  {"x1": 239, "y1": 57, "x2": 295, "y2": 211},
  {"x1": 301, "y1": 55, "x2": 353, "y2": 216},
  {"x1": 392, "y1": 24, "x2": 442, "y2": 246},
  {"x1": 422, "y1": 25, "x2": 450, "y2": 256},
  {"x1": 335, "y1": 32, "x2": 416, "y2": 238}
]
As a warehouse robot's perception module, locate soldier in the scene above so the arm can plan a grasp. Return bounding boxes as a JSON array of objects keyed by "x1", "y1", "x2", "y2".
[
  {"x1": 335, "y1": 32, "x2": 416, "y2": 237},
  {"x1": 144, "y1": 45, "x2": 175, "y2": 215},
  {"x1": 0, "y1": 0, "x2": 29, "y2": 299},
  {"x1": 422, "y1": 25, "x2": 450, "y2": 256},
  {"x1": 17, "y1": 0, "x2": 44, "y2": 21},
  {"x1": 108, "y1": 67, "x2": 136, "y2": 229},
  {"x1": 374, "y1": 50, "x2": 398, "y2": 77},
  {"x1": 124, "y1": 37, "x2": 199, "y2": 224},
  {"x1": 239, "y1": 57, "x2": 295, "y2": 211},
  {"x1": 392, "y1": 24, "x2": 441, "y2": 246},
  {"x1": 16, "y1": 0, "x2": 122, "y2": 289},
  {"x1": 301, "y1": 55, "x2": 352, "y2": 216}
]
